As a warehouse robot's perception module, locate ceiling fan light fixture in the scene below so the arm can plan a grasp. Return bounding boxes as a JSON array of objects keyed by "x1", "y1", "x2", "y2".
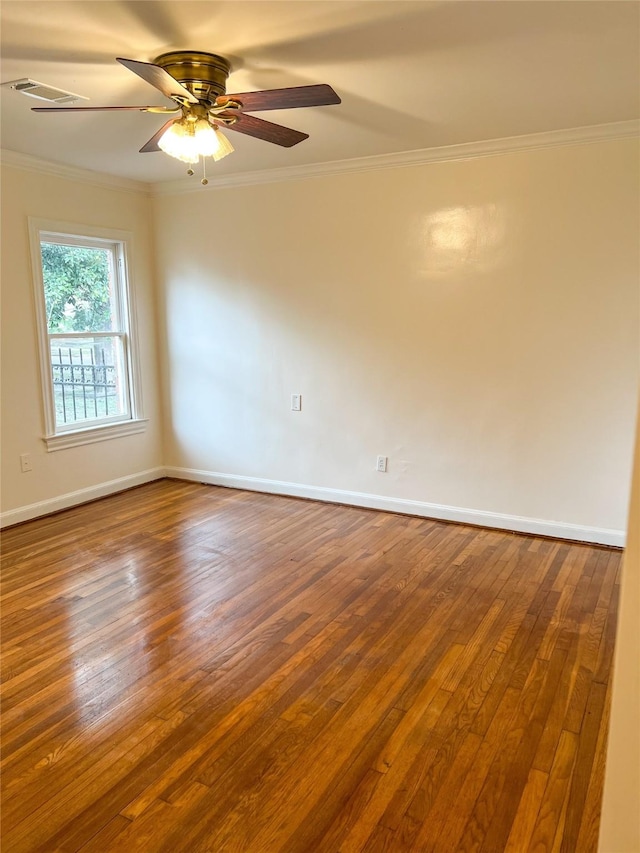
[{"x1": 157, "y1": 116, "x2": 234, "y2": 164}]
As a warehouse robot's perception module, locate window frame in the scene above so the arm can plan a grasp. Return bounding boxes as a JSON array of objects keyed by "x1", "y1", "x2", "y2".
[{"x1": 28, "y1": 218, "x2": 147, "y2": 451}]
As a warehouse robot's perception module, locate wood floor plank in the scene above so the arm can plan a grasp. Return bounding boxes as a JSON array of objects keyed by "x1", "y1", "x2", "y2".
[
  {"x1": 527, "y1": 729, "x2": 579, "y2": 853},
  {"x1": 503, "y1": 767, "x2": 549, "y2": 852},
  {"x1": 573, "y1": 677, "x2": 613, "y2": 853},
  {"x1": 560, "y1": 681, "x2": 608, "y2": 853},
  {"x1": 0, "y1": 480, "x2": 621, "y2": 852}
]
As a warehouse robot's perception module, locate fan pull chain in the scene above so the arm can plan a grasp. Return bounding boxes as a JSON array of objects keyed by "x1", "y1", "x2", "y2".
[
  {"x1": 185, "y1": 157, "x2": 208, "y2": 183},
  {"x1": 185, "y1": 158, "x2": 208, "y2": 183}
]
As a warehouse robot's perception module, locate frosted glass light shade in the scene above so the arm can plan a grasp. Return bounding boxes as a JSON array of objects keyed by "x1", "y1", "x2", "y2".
[
  {"x1": 158, "y1": 118, "x2": 234, "y2": 164},
  {"x1": 158, "y1": 120, "x2": 197, "y2": 164},
  {"x1": 211, "y1": 128, "x2": 234, "y2": 161},
  {"x1": 193, "y1": 119, "x2": 218, "y2": 157}
]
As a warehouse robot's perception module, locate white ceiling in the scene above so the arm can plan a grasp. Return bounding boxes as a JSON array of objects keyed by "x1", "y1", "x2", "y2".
[{"x1": 1, "y1": 1, "x2": 638, "y2": 184}]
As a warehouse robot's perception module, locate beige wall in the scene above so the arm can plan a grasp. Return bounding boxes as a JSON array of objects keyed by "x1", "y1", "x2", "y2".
[
  {"x1": 0, "y1": 164, "x2": 163, "y2": 517},
  {"x1": 599, "y1": 396, "x2": 640, "y2": 852},
  {"x1": 154, "y1": 138, "x2": 639, "y2": 539}
]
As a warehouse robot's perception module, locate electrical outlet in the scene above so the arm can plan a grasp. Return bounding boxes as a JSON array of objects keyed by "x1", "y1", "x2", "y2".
[
  {"x1": 291, "y1": 394, "x2": 302, "y2": 412},
  {"x1": 20, "y1": 453, "x2": 32, "y2": 473},
  {"x1": 376, "y1": 455, "x2": 388, "y2": 473}
]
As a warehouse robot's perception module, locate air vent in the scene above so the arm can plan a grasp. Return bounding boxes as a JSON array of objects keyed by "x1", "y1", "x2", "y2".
[{"x1": 2, "y1": 78, "x2": 88, "y2": 104}]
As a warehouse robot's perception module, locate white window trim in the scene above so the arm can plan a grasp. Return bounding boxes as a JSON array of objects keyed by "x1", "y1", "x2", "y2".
[{"x1": 28, "y1": 218, "x2": 147, "y2": 451}]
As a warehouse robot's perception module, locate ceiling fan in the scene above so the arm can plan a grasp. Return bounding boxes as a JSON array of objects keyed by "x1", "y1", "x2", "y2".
[{"x1": 31, "y1": 51, "x2": 341, "y2": 182}]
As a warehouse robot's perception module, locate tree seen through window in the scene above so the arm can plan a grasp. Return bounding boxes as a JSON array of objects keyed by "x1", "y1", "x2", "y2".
[{"x1": 41, "y1": 243, "x2": 114, "y2": 333}]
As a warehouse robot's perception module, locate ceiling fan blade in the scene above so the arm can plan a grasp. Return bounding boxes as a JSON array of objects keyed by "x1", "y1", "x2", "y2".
[
  {"x1": 116, "y1": 57, "x2": 198, "y2": 104},
  {"x1": 222, "y1": 84, "x2": 341, "y2": 112},
  {"x1": 223, "y1": 113, "x2": 309, "y2": 147},
  {"x1": 31, "y1": 105, "x2": 171, "y2": 113},
  {"x1": 139, "y1": 119, "x2": 176, "y2": 153}
]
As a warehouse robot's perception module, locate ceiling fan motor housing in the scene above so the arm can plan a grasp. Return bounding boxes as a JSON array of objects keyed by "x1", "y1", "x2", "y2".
[{"x1": 154, "y1": 51, "x2": 231, "y2": 103}]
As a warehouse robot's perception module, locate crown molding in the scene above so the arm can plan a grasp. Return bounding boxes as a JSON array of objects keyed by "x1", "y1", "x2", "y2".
[
  {"x1": 2, "y1": 119, "x2": 637, "y2": 198},
  {"x1": 0, "y1": 149, "x2": 149, "y2": 195},
  {"x1": 151, "y1": 119, "x2": 640, "y2": 197}
]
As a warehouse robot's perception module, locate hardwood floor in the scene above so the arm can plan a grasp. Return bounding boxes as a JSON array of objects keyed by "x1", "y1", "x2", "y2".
[{"x1": 1, "y1": 480, "x2": 620, "y2": 852}]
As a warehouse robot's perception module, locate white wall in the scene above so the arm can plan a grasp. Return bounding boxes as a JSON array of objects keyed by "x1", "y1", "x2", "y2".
[
  {"x1": 599, "y1": 395, "x2": 640, "y2": 852},
  {"x1": 0, "y1": 163, "x2": 163, "y2": 521},
  {"x1": 154, "y1": 138, "x2": 639, "y2": 542}
]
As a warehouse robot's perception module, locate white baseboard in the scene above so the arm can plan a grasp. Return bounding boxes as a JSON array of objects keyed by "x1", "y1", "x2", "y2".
[
  {"x1": 165, "y1": 466, "x2": 625, "y2": 548},
  {"x1": 0, "y1": 467, "x2": 166, "y2": 528},
  {"x1": 2, "y1": 465, "x2": 625, "y2": 547}
]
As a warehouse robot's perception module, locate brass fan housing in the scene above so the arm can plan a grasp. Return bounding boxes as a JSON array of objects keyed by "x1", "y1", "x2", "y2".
[{"x1": 154, "y1": 51, "x2": 231, "y2": 103}]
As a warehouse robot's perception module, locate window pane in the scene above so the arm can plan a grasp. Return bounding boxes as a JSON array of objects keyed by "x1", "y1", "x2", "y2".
[
  {"x1": 41, "y1": 243, "x2": 116, "y2": 333},
  {"x1": 50, "y1": 337, "x2": 128, "y2": 427}
]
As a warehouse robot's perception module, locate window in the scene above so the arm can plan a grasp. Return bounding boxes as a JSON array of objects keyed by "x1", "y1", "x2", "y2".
[{"x1": 29, "y1": 220, "x2": 146, "y2": 451}]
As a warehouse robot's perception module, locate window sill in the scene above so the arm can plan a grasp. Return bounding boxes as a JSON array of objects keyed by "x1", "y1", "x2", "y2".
[{"x1": 44, "y1": 418, "x2": 149, "y2": 452}]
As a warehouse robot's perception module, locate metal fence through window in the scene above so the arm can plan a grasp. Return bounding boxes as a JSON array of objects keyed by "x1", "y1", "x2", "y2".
[{"x1": 51, "y1": 344, "x2": 119, "y2": 424}]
